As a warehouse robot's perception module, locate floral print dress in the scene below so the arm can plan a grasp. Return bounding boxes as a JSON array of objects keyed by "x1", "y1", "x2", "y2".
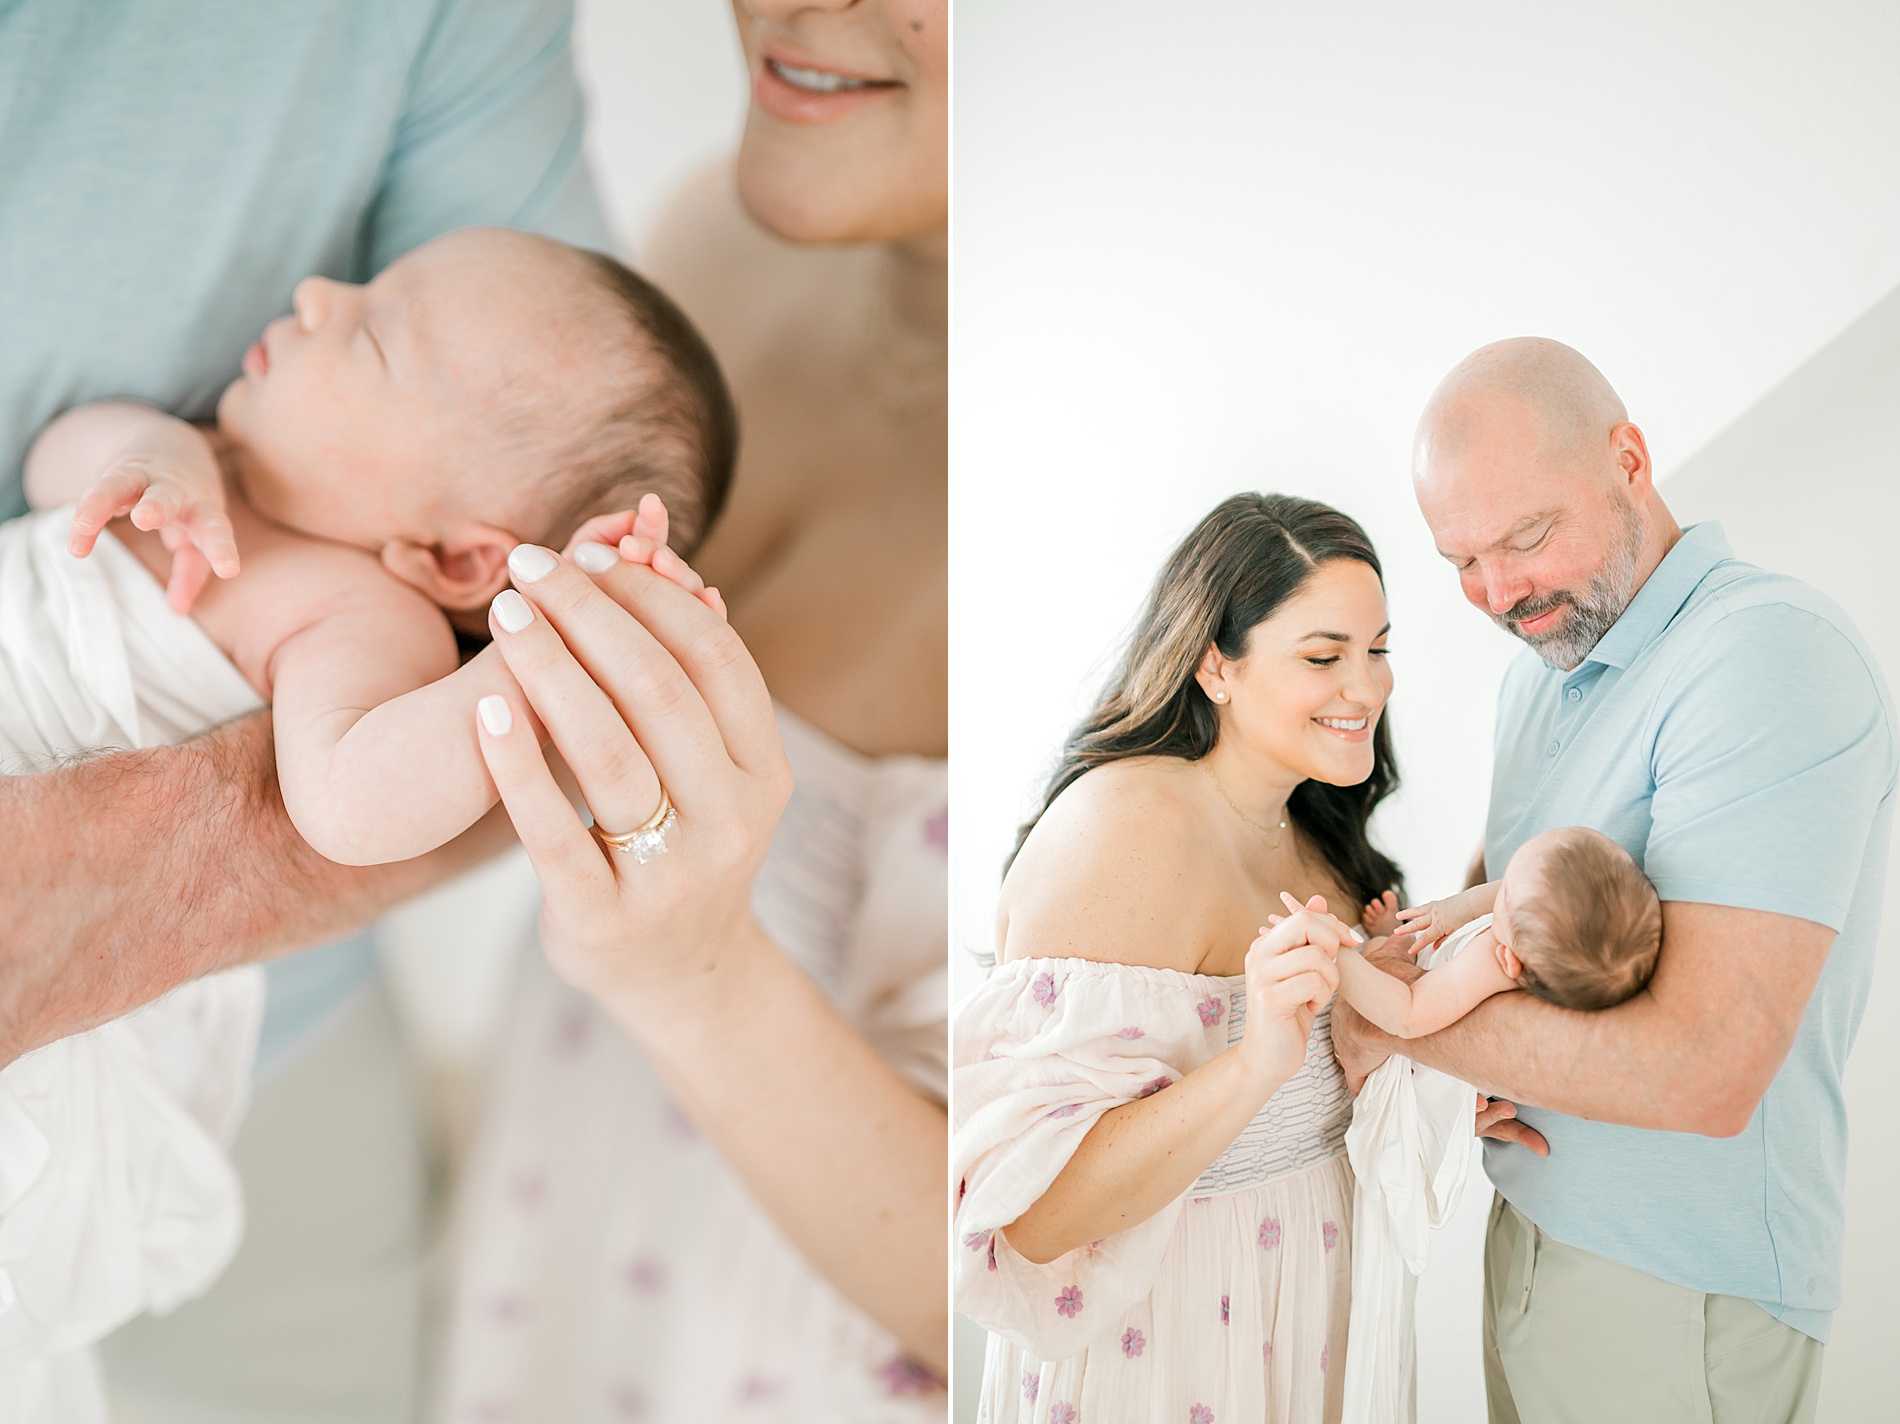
[
  {"x1": 436, "y1": 708, "x2": 949, "y2": 1423},
  {"x1": 954, "y1": 959, "x2": 1356, "y2": 1424}
]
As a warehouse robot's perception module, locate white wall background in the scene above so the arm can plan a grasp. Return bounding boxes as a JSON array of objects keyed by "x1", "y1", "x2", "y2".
[{"x1": 950, "y1": 2, "x2": 1900, "y2": 1419}]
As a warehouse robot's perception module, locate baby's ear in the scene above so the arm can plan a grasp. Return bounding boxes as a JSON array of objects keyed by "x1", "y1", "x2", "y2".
[
  {"x1": 1496, "y1": 940, "x2": 1524, "y2": 982},
  {"x1": 381, "y1": 524, "x2": 514, "y2": 610}
]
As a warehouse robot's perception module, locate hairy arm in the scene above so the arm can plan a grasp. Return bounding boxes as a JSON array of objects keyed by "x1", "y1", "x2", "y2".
[
  {"x1": 0, "y1": 712, "x2": 507, "y2": 1065},
  {"x1": 1335, "y1": 937, "x2": 1516, "y2": 1040},
  {"x1": 1340, "y1": 901, "x2": 1834, "y2": 1135}
]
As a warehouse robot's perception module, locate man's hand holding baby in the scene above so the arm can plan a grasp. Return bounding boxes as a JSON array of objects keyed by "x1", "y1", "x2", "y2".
[{"x1": 68, "y1": 415, "x2": 239, "y2": 614}]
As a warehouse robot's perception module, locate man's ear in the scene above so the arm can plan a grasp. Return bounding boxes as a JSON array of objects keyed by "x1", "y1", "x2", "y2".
[{"x1": 380, "y1": 524, "x2": 516, "y2": 610}]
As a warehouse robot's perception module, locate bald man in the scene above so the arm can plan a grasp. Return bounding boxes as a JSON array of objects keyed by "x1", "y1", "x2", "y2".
[{"x1": 1331, "y1": 339, "x2": 1895, "y2": 1423}]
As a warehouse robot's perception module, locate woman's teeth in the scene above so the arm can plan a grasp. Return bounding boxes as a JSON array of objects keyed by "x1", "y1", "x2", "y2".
[
  {"x1": 1316, "y1": 716, "x2": 1368, "y2": 731},
  {"x1": 768, "y1": 58, "x2": 876, "y2": 93}
]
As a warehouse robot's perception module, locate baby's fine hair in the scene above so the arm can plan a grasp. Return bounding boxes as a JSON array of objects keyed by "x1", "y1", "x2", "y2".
[
  {"x1": 1510, "y1": 828, "x2": 1662, "y2": 1012},
  {"x1": 534, "y1": 249, "x2": 738, "y2": 556}
]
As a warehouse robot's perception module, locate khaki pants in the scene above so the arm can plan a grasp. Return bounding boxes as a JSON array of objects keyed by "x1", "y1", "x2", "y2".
[{"x1": 1483, "y1": 1194, "x2": 1823, "y2": 1424}]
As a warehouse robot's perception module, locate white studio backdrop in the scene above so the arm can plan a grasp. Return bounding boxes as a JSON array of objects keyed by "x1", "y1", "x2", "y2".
[
  {"x1": 950, "y1": 2, "x2": 1900, "y2": 1419},
  {"x1": 376, "y1": 0, "x2": 746, "y2": 1138}
]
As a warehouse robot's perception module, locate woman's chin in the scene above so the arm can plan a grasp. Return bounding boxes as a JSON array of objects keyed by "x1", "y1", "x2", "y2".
[{"x1": 736, "y1": 127, "x2": 946, "y2": 246}]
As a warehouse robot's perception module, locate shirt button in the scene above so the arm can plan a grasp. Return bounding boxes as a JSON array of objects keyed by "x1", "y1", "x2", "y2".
[
  {"x1": 1547, "y1": 741, "x2": 1561, "y2": 756},
  {"x1": 1567, "y1": 688, "x2": 1582, "y2": 703}
]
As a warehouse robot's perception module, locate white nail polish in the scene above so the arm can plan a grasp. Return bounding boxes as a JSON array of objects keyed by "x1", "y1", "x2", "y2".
[
  {"x1": 492, "y1": 589, "x2": 533, "y2": 633},
  {"x1": 1351, "y1": 928, "x2": 1367, "y2": 943},
  {"x1": 572, "y1": 540, "x2": 620, "y2": 575},
  {"x1": 478, "y1": 695, "x2": 512, "y2": 736},
  {"x1": 508, "y1": 544, "x2": 558, "y2": 584}
]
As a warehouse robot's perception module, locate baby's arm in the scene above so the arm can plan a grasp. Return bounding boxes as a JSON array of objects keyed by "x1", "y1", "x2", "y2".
[
  {"x1": 24, "y1": 399, "x2": 239, "y2": 612},
  {"x1": 268, "y1": 502, "x2": 720, "y2": 867},
  {"x1": 1393, "y1": 881, "x2": 1501, "y2": 949},
  {"x1": 1335, "y1": 937, "x2": 1518, "y2": 1039}
]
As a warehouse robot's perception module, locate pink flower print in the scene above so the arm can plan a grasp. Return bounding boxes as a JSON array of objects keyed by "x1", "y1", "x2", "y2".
[
  {"x1": 1322, "y1": 1220, "x2": 1339, "y2": 1253},
  {"x1": 552, "y1": 1003, "x2": 592, "y2": 1055},
  {"x1": 1046, "y1": 1103, "x2": 1084, "y2": 1118},
  {"x1": 1054, "y1": 1284, "x2": 1084, "y2": 1318},
  {"x1": 1135, "y1": 1075, "x2": 1173, "y2": 1098},
  {"x1": 924, "y1": 806, "x2": 949, "y2": 853},
  {"x1": 1050, "y1": 1404, "x2": 1078, "y2": 1424},
  {"x1": 1032, "y1": 972, "x2": 1058, "y2": 1007},
  {"x1": 878, "y1": 1355, "x2": 942, "y2": 1395},
  {"x1": 1021, "y1": 1370, "x2": 1040, "y2": 1403},
  {"x1": 1197, "y1": 994, "x2": 1225, "y2": 1027},
  {"x1": 1220, "y1": 1293, "x2": 1230, "y2": 1324},
  {"x1": 661, "y1": 1100, "x2": 697, "y2": 1141},
  {"x1": 1189, "y1": 1406, "x2": 1215, "y2": 1424},
  {"x1": 737, "y1": 1374, "x2": 784, "y2": 1402},
  {"x1": 1115, "y1": 1026, "x2": 1146, "y2": 1040},
  {"x1": 484, "y1": 1292, "x2": 532, "y2": 1325},
  {"x1": 508, "y1": 1172, "x2": 545, "y2": 1209},
  {"x1": 1121, "y1": 1326, "x2": 1146, "y2": 1358},
  {"x1": 1191, "y1": 1196, "x2": 1210, "y2": 1205},
  {"x1": 1263, "y1": 1339, "x2": 1274, "y2": 1362},
  {"x1": 1320, "y1": 1345, "x2": 1330, "y2": 1371},
  {"x1": 1258, "y1": 1216, "x2": 1282, "y2": 1250},
  {"x1": 962, "y1": 1229, "x2": 993, "y2": 1253},
  {"x1": 621, "y1": 1255, "x2": 667, "y2": 1293},
  {"x1": 607, "y1": 1383, "x2": 649, "y2": 1418}
]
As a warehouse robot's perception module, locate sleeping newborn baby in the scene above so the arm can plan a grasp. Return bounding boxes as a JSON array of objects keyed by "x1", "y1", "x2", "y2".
[
  {"x1": 1328, "y1": 825, "x2": 1664, "y2": 1037},
  {"x1": 0, "y1": 226, "x2": 729, "y2": 1419},
  {"x1": 1266, "y1": 829, "x2": 1661, "y2": 1418}
]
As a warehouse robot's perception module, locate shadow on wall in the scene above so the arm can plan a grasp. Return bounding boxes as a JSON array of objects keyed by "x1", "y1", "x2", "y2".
[{"x1": 1662, "y1": 277, "x2": 1900, "y2": 1424}]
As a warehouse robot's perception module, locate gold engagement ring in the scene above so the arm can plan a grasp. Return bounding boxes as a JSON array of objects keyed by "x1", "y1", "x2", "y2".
[{"x1": 590, "y1": 785, "x2": 678, "y2": 864}]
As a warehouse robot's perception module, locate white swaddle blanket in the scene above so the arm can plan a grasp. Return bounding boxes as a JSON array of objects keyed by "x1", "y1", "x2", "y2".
[
  {"x1": 0, "y1": 507, "x2": 265, "y2": 1423},
  {"x1": 1339, "y1": 915, "x2": 1487, "y2": 1424}
]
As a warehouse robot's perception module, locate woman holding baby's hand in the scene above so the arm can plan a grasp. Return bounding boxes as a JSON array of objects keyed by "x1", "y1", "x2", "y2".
[
  {"x1": 437, "y1": 1, "x2": 948, "y2": 1419},
  {"x1": 953, "y1": 494, "x2": 1403, "y2": 1424}
]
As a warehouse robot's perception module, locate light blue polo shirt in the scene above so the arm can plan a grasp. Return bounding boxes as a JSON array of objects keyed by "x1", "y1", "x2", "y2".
[
  {"x1": 1482, "y1": 521, "x2": 1895, "y2": 1341},
  {"x1": 0, "y1": 0, "x2": 611, "y2": 1074}
]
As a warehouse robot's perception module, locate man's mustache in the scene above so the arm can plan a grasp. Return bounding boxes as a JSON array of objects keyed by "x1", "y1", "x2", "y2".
[{"x1": 1498, "y1": 590, "x2": 1573, "y2": 635}]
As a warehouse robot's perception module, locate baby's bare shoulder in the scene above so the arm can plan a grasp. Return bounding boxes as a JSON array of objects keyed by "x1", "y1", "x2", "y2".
[
  {"x1": 189, "y1": 504, "x2": 446, "y2": 693},
  {"x1": 998, "y1": 758, "x2": 1223, "y2": 973}
]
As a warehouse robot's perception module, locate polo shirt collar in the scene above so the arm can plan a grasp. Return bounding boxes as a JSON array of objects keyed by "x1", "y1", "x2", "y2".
[{"x1": 1581, "y1": 521, "x2": 1733, "y2": 671}]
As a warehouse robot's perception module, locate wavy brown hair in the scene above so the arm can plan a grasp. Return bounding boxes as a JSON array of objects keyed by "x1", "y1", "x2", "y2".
[{"x1": 1011, "y1": 492, "x2": 1404, "y2": 907}]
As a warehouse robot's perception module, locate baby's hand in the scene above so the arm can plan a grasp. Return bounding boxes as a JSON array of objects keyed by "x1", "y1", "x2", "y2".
[
  {"x1": 70, "y1": 427, "x2": 238, "y2": 614},
  {"x1": 564, "y1": 493, "x2": 726, "y2": 619},
  {"x1": 1393, "y1": 888, "x2": 1484, "y2": 950},
  {"x1": 1361, "y1": 890, "x2": 1401, "y2": 938}
]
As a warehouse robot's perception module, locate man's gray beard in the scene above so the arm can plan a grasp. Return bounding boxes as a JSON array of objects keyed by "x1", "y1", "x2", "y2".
[{"x1": 1498, "y1": 503, "x2": 1646, "y2": 669}]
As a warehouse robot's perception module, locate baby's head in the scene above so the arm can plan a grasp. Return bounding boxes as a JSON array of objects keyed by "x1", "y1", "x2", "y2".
[
  {"x1": 1492, "y1": 826, "x2": 1661, "y2": 1011},
  {"x1": 216, "y1": 226, "x2": 736, "y2": 614}
]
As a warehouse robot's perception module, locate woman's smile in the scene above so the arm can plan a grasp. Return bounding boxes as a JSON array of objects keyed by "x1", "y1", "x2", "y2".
[
  {"x1": 756, "y1": 47, "x2": 901, "y2": 124},
  {"x1": 1314, "y1": 714, "x2": 1372, "y2": 741}
]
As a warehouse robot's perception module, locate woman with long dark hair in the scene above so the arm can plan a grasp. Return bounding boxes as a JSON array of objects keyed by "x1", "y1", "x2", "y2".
[{"x1": 954, "y1": 492, "x2": 1403, "y2": 1424}]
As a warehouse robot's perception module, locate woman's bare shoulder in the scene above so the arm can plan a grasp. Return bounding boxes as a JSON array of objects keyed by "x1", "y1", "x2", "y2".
[{"x1": 997, "y1": 758, "x2": 1222, "y2": 974}]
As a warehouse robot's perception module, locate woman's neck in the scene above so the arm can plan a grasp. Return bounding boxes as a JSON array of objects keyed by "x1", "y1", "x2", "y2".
[
  {"x1": 879, "y1": 229, "x2": 947, "y2": 346},
  {"x1": 1201, "y1": 736, "x2": 1301, "y2": 832}
]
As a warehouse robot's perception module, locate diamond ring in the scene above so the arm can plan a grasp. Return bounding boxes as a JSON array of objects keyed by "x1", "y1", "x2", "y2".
[{"x1": 590, "y1": 785, "x2": 677, "y2": 864}]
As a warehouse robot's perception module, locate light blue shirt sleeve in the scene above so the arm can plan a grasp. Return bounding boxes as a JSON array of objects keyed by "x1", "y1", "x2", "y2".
[
  {"x1": 1645, "y1": 602, "x2": 1895, "y2": 930},
  {"x1": 362, "y1": 0, "x2": 612, "y2": 270}
]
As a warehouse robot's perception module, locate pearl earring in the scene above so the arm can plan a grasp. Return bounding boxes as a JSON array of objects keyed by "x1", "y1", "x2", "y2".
[{"x1": 1212, "y1": 691, "x2": 1227, "y2": 703}]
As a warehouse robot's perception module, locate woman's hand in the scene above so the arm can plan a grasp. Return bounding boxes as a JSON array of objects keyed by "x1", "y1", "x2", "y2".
[
  {"x1": 1236, "y1": 893, "x2": 1343, "y2": 1091},
  {"x1": 472, "y1": 522, "x2": 793, "y2": 1028}
]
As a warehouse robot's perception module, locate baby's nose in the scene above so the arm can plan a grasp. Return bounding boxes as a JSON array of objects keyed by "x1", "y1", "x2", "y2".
[{"x1": 291, "y1": 277, "x2": 333, "y2": 333}]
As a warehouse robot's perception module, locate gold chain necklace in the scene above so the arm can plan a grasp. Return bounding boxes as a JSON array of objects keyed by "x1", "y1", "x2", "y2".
[{"x1": 1203, "y1": 762, "x2": 1290, "y2": 850}]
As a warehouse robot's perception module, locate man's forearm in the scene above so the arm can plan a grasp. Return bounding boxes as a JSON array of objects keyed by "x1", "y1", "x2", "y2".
[{"x1": 1, "y1": 710, "x2": 501, "y2": 1063}]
